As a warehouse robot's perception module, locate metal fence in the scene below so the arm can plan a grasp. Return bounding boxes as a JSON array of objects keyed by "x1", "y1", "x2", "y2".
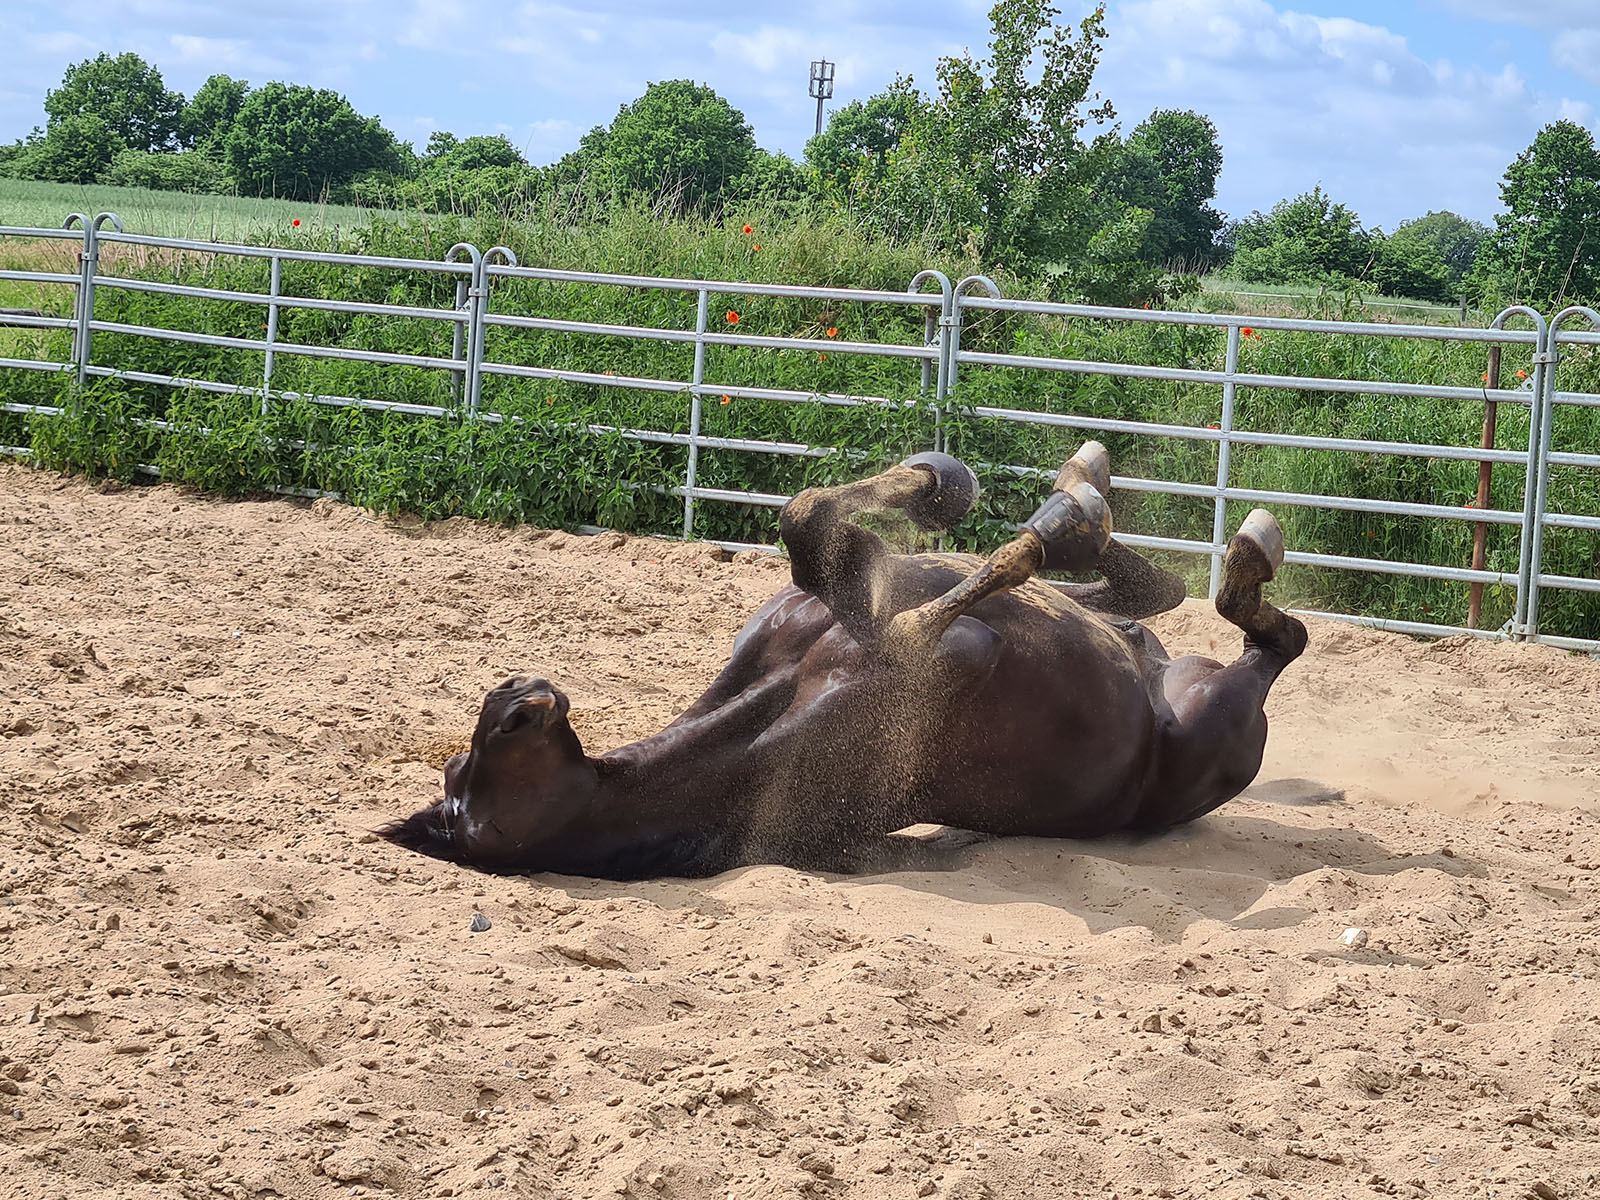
[{"x1": 1, "y1": 212, "x2": 1596, "y2": 653}]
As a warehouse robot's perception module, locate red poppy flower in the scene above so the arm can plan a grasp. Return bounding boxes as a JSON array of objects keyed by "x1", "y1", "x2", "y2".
[
  {"x1": 742, "y1": 225, "x2": 753, "y2": 235},
  {"x1": 1517, "y1": 369, "x2": 1528, "y2": 380},
  {"x1": 292, "y1": 219, "x2": 300, "y2": 227},
  {"x1": 825, "y1": 327, "x2": 837, "y2": 338},
  {"x1": 726, "y1": 311, "x2": 740, "y2": 324},
  {"x1": 752, "y1": 244, "x2": 761, "y2": 252},
  {"x1": 720, "y1": 395, "x2": 731, "y2": 405},
  {"x1": 1482, "y1": 372, "x2": 1489, "y2": 382},
  {"x1": 1241, "y1": 326, "x2": 1255, "y2": 338},
  {"x1": 1206, "y1": 423, "x2": 1220, "y2": 430}
]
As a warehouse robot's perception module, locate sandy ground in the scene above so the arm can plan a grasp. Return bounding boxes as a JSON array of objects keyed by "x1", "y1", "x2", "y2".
[{"x1": 2, "y1": 462, "x2": 1598, "y2": 1200}]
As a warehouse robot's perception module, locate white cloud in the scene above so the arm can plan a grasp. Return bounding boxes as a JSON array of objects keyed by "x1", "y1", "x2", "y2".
[
  {"x1": 1103, "y1": 0, "x2": 1595, "y2": 225},
  {"x1": 1552, "y1": 28, "x2": 1600, "y2": 86}
]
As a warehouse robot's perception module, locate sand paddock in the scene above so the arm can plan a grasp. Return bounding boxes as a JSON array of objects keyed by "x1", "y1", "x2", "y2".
[{"x1": 2, "y1": 461, "x2": 1598, "y2": 1200}]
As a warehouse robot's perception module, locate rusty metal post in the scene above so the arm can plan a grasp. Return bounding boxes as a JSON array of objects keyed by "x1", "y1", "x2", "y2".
[{"x1": 1466, "y1": 345, "x2": 1501, "y2": 627}]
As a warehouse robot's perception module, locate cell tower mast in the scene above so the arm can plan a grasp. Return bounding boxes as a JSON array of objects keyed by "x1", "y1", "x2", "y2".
[{"x1": 808, "y1": 60, "x2": 835, "y2": 138}]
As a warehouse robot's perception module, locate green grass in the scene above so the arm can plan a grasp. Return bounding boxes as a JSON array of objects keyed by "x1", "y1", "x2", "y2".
[
  {"x1": 0, "y1": 178, "x2": 382, "y2": 242},
  {"x1": 1, "y1": 202, "x2": 1595, "y2": 642},
  {"x1": 1196, "y1": 273, "x2": 1465, "y2": 324}
]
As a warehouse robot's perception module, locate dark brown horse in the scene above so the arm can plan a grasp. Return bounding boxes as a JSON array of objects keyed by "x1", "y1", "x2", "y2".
[{"x1": 381, "y1": 443, "x2": 1307, "y2": 878}]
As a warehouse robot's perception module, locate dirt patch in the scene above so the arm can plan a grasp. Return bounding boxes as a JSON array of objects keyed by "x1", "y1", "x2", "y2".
[{"x1": 2, "y1": 461, "x2": 1597, "y2": 1199}]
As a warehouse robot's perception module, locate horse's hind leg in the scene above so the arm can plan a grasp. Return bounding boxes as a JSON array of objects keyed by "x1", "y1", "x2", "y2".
[
  {"x1": 779, "y1": 452, "x2": 978, "y2": 647},
  {"x1": 887, "y1": 442, "x2": 1113, "y2": 651},
  {"x1": 1132, "y1": 508, "x2": 1308, "y2": 830},
  {"x1": 1044, "y1": 441, "x2": 1188, "y2": 621}
]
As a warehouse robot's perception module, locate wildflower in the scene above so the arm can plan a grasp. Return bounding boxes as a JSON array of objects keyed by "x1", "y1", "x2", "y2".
[
  {"x1": 826, "y1": 327, "x2": 838, "y2": 338},
  {"x1": 1241, "y1": 326, "x2": 1255, "y2": 339},
  {"x1": 720, "y1": 394, "x2": 731, "y2": 405},
  {"x1": 726, "y1": 310, "x2": 740, "y2": 324},
  {"x1": 1482, "y1": 372, "x2": 1489, "y2": 382},
  {"x1": 752, "y1": 244, "x2": 762, "y2": 252},
  {"x1": 1206, "y1": 423, "x2": 1220, "y2": 430},
  {"x1": 742, "y1": 224, "x2": 753, "y2": 235},
  {"x1": 292, "y1": 218, "x2": 300, "y2": 227},
  {"x1": 817, "y1": 353, "x2": 828, "y2": 361},
  {"x1": 1517, "y1": 369, "x2": 1528, "y2": 379},
  {"x1": 261, "y1": 323, "x2": 268, "y2": 330},
  {"x1": 545, "y1": 397, "x2": 555, "y2": 404}
]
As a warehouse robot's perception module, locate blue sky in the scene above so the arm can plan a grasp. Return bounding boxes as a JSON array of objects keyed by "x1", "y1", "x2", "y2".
[{"x1": 4, "y1": 0, "x2": 1598, "y2": 228}]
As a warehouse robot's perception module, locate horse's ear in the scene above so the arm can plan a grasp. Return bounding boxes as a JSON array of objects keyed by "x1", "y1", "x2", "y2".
[{"x1": 376, "y1": 804, "x2": 456, "y2": 860}]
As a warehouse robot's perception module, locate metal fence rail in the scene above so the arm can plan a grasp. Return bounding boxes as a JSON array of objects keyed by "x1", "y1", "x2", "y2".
[{"x1": 1, "y1": 212, "x2": 1595, "y2": 651}]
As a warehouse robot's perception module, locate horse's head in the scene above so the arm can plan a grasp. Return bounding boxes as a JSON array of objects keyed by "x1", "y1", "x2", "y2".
[{"x1": 382, "y1": 676, "x2": 597, "y2": 867}]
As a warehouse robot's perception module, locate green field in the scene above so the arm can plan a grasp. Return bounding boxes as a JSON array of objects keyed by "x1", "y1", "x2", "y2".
[
  {"x1": 1196, "y1": 274, "x2": 1466, "y2": 324},
  {"x1": 0, "y1": 178, "x2": 383, "y2": 242}
]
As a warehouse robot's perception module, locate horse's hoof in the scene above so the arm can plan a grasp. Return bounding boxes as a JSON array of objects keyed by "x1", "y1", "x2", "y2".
[
  {"x1": 1232, "y1": 508, "x2": 1285, "y2": 580},
  {"x1": 900, "y1": 451, "x2": 979, "y2": 530},
  {"x1": 1024, "y1": 481, "x2": 1112, "y2": 571},
  {"x1": 1054, "y1": 440, "x2": 1111, "y2": 498}
]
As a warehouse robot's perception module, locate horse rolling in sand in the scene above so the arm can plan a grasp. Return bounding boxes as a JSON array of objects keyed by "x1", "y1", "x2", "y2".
[{"x1": 382, "y1": 442, "x2": 1308, "y2": 878}]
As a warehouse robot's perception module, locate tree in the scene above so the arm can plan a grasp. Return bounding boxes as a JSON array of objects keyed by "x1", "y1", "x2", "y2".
[
  {"x1": 1472, "y1": 121, "x2": 1600, "y2": 307},
  {"x1": 875, "y1": 1, "x2": 1143, "y2": 298},
  {"x1": 182, "y1": 74, "x2": 249, "y2": 153},
  {"x1": 1392, "y1": 211, "x2": 1487, "y2": 286},
  {"x1": 1106, "y1": 109, "x2": 1225, "y2": 269},
  {"x1": 434, "y1": 135, "x2": 525, "y2": 173},
  {"x1": 104, "y1": 147, "x2": 227, "y2": 192},
  {"x1": 1370, "y1": 233, "x2": 1453, "y2": 302},
  {"x1": 44, "y1": 52, "x2": 184, "y2": 153},
  {"x1": 16, "y1": 114, "x2": 120, "y2": 183},
  {"x1": 1230, "y1": 187, "x2": 1372, "y2": 284},
  {"x1": 566, "y1": 80, "x2": 757, "y2": 211},
  {"x1": 805, "y1": 78, "x2": 926, "y2": 192},
  {"x1": 222, "y1": 82, "x2": 404, "y2": 200}
]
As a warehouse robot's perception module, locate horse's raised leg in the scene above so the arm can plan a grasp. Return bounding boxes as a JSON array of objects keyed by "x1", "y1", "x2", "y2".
[
  {"x1": 1132, "y1": 508, "x2": 1308, "y2": 830},
  {"x1": 779, "y1": 451, "x2": 979, "y2": 647},
  {"x1": 1044, "y1": 441, "x2": 1188, "y2": 621},
  {"x1": 886, "y1": 443, "x2": 1113, "y2": 652}
]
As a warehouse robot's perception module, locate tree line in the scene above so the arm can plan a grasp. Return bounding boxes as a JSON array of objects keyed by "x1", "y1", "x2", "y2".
[{"x1": 3, "y1": 0, "x2": 1597, "y2": 310}]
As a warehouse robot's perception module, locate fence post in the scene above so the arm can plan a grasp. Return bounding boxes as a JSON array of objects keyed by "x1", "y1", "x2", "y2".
[
  {"x1": 261, "y1": 254, "x2": 281, "y2": 415},
  {"x1": 908, "y1": 271, "x2": 952, "y2": 453},
  {"x1": 1500, "y1": 306, "x2": 1552, "y2": 640},
  {"x1": 1208, "y1": 323, "x2": 1242, "y2": 599},
  {"x1": 62, "y1": 213, "x2": 90, "y2": 371},
  {"x1": 1525, "y1": 306, "x2": 1600, "y2": 643},
  {"x1": 62, "y1": 212, "x2": 121, "y2": 386},
  {"x1": 683, "y1": 287, "x2": 710, "y2": 538},
  {"x1": 444, "y1": 244, "x2": 481, "y2": 411},
  {"x1": 474, "y1": 247, "x2": 517, "y2": 416}
]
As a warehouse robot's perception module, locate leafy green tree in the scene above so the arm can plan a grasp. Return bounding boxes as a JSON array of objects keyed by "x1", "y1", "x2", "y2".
[
  {"x1": 433, "y1": 135, "x2": 525, "y2": 173},
  {"x1": 1230, "y1": 187, "x2": 1372, "y2": 284},
  {"x1": 805, "y1": 78, "x2": 926, "y2": 192},
  {"x1": 44, "y1": 52, "x2": 184, "y2": 153},
  {"x1": 16, "y1": 114, "x2": 120, "y2": 183},
  {"x1": 182, "y1": 74, "x2": 249, "y2": 153},
  {"x1": 1369, "y1": 232, "x2": 1453, "y2": 302},
  {"x1": 1472, "y1": 120, "x2": 1600, "y2": 307},
  {"x1": 222, "y1": 82, "x2": 404, "y2": 201},
  {"x1": 875, "y1": 1, "x2": 1147, "y2": 299},
  {"x1": 563, "y1": 80, "x2": 757, "y2": 211},
  {"x1": 423, "y1": 131, "x2": 460, "y2": 161},
  {"x1": 1106, "y1": 109, "x2": 1224, "y2": 269},
  {"x1": 0, "y1": 139, "x2": 25, "y2": 177},
  {"x1": 104, "y1": 147, "x2": 228, "y2": 192},
  {"x1": 1392, "y1": 210, "x2": 1487, "y2": 286}
]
